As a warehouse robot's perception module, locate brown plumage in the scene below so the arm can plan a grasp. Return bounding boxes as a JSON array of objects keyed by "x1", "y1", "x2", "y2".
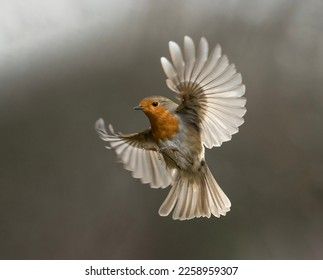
[{"x1": 95, "y1": 36, "x2": 246, "y2": 220}]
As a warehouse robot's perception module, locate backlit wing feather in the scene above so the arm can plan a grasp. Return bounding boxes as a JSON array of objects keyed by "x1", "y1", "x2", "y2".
[
  {"x1": 95, "y1": 118, "x2": 171, "y2": 188},
  {"x1": 161, "y1": 36, "x2": 246, "y2": 149}
]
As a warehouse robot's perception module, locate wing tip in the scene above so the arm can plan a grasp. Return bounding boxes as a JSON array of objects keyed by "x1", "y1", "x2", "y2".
[
  {"x1": 160, "y1": 56, "x2": 167, "y2": 64},
  {"x1": 95, "y1": 118, "x2": 105, "y2": 131},
  {"x1": 200, "y1": 36, "x2": 207, "y2": 43},
  {"x1": 108, "y1": 123, "x2": 115, "y2": 134},
  {"x1": 184, "y1": 35, "x2": 193, "y2": 42},
  {"x1": 168, "y1": 41, "x2": 181, "y2": 55},
  {"x1": 200, "y1": 36, "x2": 209, "y2": 48},
  {"x1": 95, "y1": 118, "x2": 118, "y2": 142},
  {"x1": 168, "y1": 40, "x2": 176, "y2": 47},
  {"x1": 241, "y1": 84, "x2": 246, "y2": 96}
]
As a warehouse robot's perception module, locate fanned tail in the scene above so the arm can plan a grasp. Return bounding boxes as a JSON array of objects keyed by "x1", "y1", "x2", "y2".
[{"x1": 158, "y1": 163, "x2": 231, "y2": 220}]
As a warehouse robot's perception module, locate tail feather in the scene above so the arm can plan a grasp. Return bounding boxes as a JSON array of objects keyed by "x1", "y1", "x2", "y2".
[
  {"x1": 158, "y1": 164, "x2": 231, "y2": 220},
  {"x1": 158, "y1": 183, "x2": 180, "y2": 217}
]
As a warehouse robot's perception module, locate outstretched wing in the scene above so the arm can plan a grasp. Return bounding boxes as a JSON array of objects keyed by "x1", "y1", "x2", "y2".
[
  {"x1": 95, "y1": 118, "x2": 172, "y2": 188},
  {"x1": 161, "y1": 36, "x2": 246, "y2": 149}
]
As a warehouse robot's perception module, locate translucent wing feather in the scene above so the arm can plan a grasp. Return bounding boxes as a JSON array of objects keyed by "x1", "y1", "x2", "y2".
[
  {"x1": 95, "y1": 118, "x2": 171, "y2": 188},
  {"x1": 161, "y1": 36, "x2": 246, "y2": 149}
]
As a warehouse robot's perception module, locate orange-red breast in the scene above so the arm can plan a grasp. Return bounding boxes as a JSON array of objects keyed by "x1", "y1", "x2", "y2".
[{"x1": 96, "y1": 36, "x2": 246, "y2": 220}]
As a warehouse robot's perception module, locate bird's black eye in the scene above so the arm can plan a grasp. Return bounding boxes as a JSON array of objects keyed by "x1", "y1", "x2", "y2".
[{"x1": 152, "y1": 102, "x2": 159, "y2": 107}]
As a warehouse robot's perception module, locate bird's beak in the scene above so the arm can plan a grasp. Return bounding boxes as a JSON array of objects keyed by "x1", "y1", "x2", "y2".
[{"x1": 133, "y1": 105, "x2": 143, "y2": 111}]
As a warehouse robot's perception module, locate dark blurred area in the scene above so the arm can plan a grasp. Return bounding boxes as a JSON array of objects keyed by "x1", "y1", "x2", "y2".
[{"x1": 1, "y1": 0, "x2": 323, "y2": 259}]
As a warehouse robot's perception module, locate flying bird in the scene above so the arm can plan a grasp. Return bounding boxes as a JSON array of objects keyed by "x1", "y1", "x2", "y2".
[{"x1": 95, "y1": 36, "x2": 246, "y2": 220}]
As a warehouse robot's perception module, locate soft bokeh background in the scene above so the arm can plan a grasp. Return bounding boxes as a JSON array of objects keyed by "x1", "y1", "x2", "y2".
[{"x1": 1, "y1": 0, "x2": 323, "y2": 259}]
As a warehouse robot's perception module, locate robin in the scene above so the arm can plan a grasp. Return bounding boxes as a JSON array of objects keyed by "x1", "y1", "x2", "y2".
[{"x1": 96, "y1": 36, "x2": 246, "y2": 220}]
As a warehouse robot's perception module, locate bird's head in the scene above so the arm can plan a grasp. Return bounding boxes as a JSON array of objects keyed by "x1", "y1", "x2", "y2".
[{"x1": 134, "y1": 96, "x2": 177, "y2": 119}]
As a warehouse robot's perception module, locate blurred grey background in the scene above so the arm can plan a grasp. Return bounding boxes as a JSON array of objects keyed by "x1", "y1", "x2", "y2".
[{"x1": 1, "y1": 0, "x2": 323, "y2": 259}]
